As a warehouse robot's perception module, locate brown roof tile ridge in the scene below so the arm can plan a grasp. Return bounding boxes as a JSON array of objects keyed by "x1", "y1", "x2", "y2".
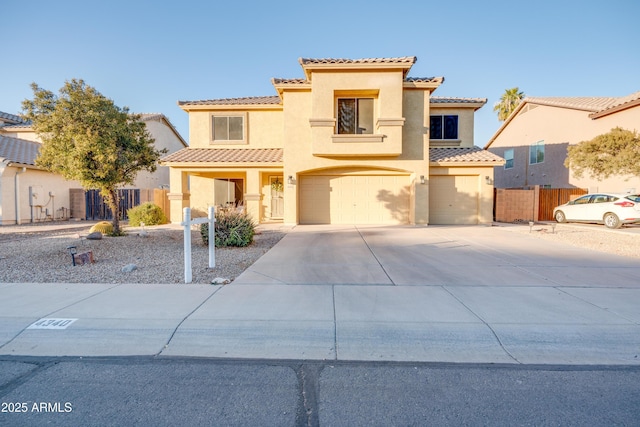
[
  {"x1": 299, "y1": 56, "x2": 417, "y2": 65},
  {"x1": 178, "y1": 96, "x2": 281, "y2": 106},
  {"x1": 272, "y1": 78, "x2": 308, "y2": 85},
  {"x1": 430, "y1": 96, "x2": 488, "y2": 103},
  {"x1": 524, "y1": 96, "x2": 619, "y2": 111},
  {"x1": 596, "y1": 90, "x2": 640, "y2": 112}
]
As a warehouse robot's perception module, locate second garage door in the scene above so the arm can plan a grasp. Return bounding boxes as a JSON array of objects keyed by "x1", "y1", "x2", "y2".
[
  {"x1": 299, "y1": 175, "x2": 409, "y2": 224},
  {"x1": 429, "y1": 175, "x2": 479, "y2": 224}
]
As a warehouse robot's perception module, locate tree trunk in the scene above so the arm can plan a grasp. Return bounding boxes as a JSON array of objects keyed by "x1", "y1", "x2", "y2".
[{"x1": 105, "y1": 188, "x2": 121, "y2": 235}]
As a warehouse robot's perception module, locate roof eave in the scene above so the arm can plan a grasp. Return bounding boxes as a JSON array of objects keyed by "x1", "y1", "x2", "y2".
[
  {"x1": 178, "y1": 103, "x2": 283, "y2": 112},
  {"x1": 430, "y1": 160, "x2": 506, "y2": 167},
  {"x1": 299, "y1": 57, "x2": 417, "y2": 80},
  {"x1": 589, "y1": 98, "x2": 640, "y2": 119},
  {"x1": 160, "y1": 161, "x2": 283, "y2": 168}
]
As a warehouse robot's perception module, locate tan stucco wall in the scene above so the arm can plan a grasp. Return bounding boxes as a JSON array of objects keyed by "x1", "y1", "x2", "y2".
[
  {"x1": 0, "y1": 165, "x2": 78, "y2": 225},
  {"x1": 429, "y1": 107, "x2": 476, "y2": 147},
  {"x1": 187, "y1": 109, "x2": 284, "y2": 149},
  {"x1": 488, "y1": 104, "x2": 640, "y2": 192}
]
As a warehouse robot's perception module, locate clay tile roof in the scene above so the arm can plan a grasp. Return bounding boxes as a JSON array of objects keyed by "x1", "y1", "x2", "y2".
[
  {"x1": 299, "y1": 56, "x2": 417, "y2": 65},
  {"x1": 0, "y1": 135, "x2": 41, "y2": 166},
  {"x1": 589, "y1": 90, "x2": 640, "y2": 117},
  {"x1": 272, "y1": 78, "x2": 308, "y2": 85},
  {"x1": 178, "y1": 96, "x2": 282, "y2": 106},
  {"x1": 524, "y1": 96, "x2": 620, "y2": 112},
  {"x1": 161, "y1": 148, "x2": 283, "y2": 164},
  {"x1": 430, "y1": 96, "x2": 487, "y2": 104},
  {"x1": 406, "y1": 77, "x2": 444, "y2": 84},
  {"x1": 0, "y1": 111, "x2": 28, "y2": 124},
  {"x1": 430, "y1": 147, "x2": 504, "y2": 163}
]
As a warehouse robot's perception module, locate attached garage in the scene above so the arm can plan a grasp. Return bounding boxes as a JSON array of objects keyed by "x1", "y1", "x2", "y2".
[
  {"x1": 429, "y1": 175, "x2": 479, "y2": 224},
  {"x1": 299, "y1": 174, "x2": 409, "y2": 224}
]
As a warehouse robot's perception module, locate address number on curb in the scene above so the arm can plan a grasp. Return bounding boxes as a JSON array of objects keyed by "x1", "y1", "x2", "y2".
[{"x1": 27, "y1": 318, "x2": 78, "y2": 330}]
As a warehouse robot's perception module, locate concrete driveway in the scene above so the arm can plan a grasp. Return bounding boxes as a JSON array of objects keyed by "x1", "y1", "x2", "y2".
[{"x1": 1, "y1": 224, "x2": 639, "y2": 364}]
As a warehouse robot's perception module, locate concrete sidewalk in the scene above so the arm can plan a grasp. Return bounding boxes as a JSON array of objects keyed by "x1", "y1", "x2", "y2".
[{"x1": 1, "y1": 225, "x2": 639, "y2": 364}]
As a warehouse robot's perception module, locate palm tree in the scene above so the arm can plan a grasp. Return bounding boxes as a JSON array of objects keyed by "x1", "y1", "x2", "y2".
[{"x1": 493, "y1": 87, "x2": 525, "y2": 121}]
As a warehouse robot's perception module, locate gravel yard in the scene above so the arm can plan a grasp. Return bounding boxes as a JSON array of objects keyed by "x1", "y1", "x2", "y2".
[
  {"x1": 0, "y1": 221, "x2": 637, "y2": 285},
  {"x1": 0, "y1": 222, "x2": 288, "y2": 284}
]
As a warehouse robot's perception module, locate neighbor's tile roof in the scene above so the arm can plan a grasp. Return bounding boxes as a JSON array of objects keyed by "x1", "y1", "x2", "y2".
[
  {"x1": 299, "y1": 57, "x2": 417, "y2": 65},
  {"x1": 430, "y1": 147, "x2": 504, "y2": 163},
  {"x1": 523, "y1": 96, "x2": 620, "y2": 112},
  {"x1": 161, "y1": 148, "x2": 283, "y2": 163},
  {"x1": 589, "y1": 90, "x2": 640, "y2": 117},
  {"x1": 0, "y1": 111, "x2": 27, "y2": 124},
  {"x1": 0, "y1": 135, "x2": 40, "y2": 166},
  {"x1": 178, "y1": 96, "x2": 282, "y2": 106}
]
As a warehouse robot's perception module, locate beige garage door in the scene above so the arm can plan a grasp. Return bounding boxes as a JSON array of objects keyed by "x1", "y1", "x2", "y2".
[
  {"x1": 299, "y1": 175, "x2": 409, "y2": 224},
  {"x1": 429, "y1": 175, "x2": 479, "y2": 224}
]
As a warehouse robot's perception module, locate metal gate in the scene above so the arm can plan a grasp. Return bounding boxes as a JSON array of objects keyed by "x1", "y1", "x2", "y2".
[{"x1": 85, "y1": 189, "x2": 140, "y2": 220}]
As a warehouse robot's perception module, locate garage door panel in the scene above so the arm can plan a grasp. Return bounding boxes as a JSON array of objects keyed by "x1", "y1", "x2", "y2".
[
  {"x1": 429, "y1": 176, "x2": 479, "y2": 225},
  {"x1": 300, "y1": 175, "x2": 409, "y2": 224}
]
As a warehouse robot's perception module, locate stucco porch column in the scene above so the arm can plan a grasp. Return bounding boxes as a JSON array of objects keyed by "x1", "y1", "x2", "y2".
[
  {"x1": 168, "y1": 169, "x2": 190, "y2": 224},
  {"x1": 244, "y1": 169, "x2": 261, "y2": 222}
]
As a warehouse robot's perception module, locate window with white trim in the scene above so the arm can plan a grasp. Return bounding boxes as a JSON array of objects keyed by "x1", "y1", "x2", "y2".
[
  {"x1": 211, "y1": 114, "x2": 245, "y2": 143},
  {"x1": 337, "y1": 98, "x2": 374, "y2": 134}
]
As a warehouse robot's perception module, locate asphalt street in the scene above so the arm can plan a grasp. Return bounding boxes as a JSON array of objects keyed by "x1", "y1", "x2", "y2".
[{"x1": 1, "y1": 358, "x2": 639, "y2": 427}]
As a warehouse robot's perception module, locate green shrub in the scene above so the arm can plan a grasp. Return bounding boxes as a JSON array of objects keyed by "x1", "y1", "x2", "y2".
[
  {"x1": 127, "y1": 202, "x2": 168, "y2": 226},
  {"x1": 200, "y1": 210, "x2": 255, "y2": 247}
]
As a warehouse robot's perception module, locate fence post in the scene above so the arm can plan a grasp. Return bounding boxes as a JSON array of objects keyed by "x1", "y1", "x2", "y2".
[
  {"x1": 208, "y1": 206, "x2": 215, "y2": 268},
  {"x1": 183, "y1": 207, "x2": 192, "y2": 284}
]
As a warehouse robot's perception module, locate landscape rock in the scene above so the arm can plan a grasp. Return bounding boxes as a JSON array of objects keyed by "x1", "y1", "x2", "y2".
[
  {"x1": 121, "y1": 264, "x2": 138, "y2": 273},
  {"x1": 86, "y1": 232, "x2": 103, "y2": 240},
  {"x1": 211, "y1": 277, "x2": 231, "y2": 285}
]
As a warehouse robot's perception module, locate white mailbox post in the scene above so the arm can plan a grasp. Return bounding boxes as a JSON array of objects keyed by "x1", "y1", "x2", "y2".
[{"x1": 182, "y1": 206, "x2": 215, "y2": 283}]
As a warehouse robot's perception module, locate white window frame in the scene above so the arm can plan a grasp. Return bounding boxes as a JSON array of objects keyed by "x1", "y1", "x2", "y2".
[{"x1": 210, "y1": 112, "x2": 247, "y2": 144}]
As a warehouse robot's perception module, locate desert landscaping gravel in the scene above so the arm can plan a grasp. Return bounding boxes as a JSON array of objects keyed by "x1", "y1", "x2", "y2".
[
  {"x1": 0, "y1": 222, "x2": 288, "y2": 284},
  {"x1": 0, "y1": 221, "x2": 637, "y2": 285}
]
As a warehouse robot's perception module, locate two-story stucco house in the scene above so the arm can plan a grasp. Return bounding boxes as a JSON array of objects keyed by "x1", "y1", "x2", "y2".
[
  {"x1": 484, "y1": 91, "x2": 640, "y2": 193},
  {"x1": 162, "y1": 56, "x2": 503, "y2": 225}
]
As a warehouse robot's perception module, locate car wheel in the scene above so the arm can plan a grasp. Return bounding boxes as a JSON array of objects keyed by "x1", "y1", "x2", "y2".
[
  {"x1": 554, "y1": 210, "x2": 566, "y2": 223},
  {"x1": 604, "y1": 212, "x2": 621, "y2": 229}
]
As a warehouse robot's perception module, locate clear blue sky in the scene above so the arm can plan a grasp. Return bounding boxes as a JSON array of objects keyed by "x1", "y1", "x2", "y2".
[{"x1": 1, "y1": 0, "x2": 638, "y2": 147}]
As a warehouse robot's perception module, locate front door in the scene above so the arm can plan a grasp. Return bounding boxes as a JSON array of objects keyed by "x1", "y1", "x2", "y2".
[{"x1": 270, "y1": 176, "x2": 284, "y2": 218}]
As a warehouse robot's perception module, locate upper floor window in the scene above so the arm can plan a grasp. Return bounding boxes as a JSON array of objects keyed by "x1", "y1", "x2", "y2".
[
  {"x1": 504, "y1": 149, "x2": 514, "y2": 169},
  {"x1": 337, "y1": 98, "x2": 373, "y2": 134},
  {"x1": 430, "y1": 115, "x2": 458, "y2": 139},
  {"x1": 529, "y1": 140, "x2": 544, "y2": 164},
  {"x1": 212, "y1": 114, "x2": 245, "y2": 142}
]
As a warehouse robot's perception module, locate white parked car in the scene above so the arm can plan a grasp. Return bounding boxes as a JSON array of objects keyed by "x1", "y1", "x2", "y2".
[{"x1": 553, "y1": 193, "x2": 640, "y2": 229}]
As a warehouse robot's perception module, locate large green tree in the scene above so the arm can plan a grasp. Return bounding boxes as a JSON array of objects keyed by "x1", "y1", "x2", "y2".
[
  {"x1": 565, "y1": 127, "x2": 640, "y2": 180},
  {"x1": 22, "y1": 79, "x2": 166, "y2": 235},
  {"x1": 493, "y1": 87, "x2": 525, "y2": 121}
]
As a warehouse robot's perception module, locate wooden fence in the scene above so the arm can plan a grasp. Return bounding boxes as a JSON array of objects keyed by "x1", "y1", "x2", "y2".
[
  {"x1": 537, "y1": 188, "x2": 588, "y2": 221},
  {"x1": 495, "y1": 186, "x2": 587, "y2": 222}
]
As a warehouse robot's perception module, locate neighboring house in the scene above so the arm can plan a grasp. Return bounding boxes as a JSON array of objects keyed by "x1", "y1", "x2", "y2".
[
  {"x1": 0, "y1": 112, "x2": 187, "y2": 225},
  {"x1": 162, "y1": 56, "x2": 503, "y2": 225},
  {"x1": 485, "y1": 91, "x2": 640, "y2": 193}
]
